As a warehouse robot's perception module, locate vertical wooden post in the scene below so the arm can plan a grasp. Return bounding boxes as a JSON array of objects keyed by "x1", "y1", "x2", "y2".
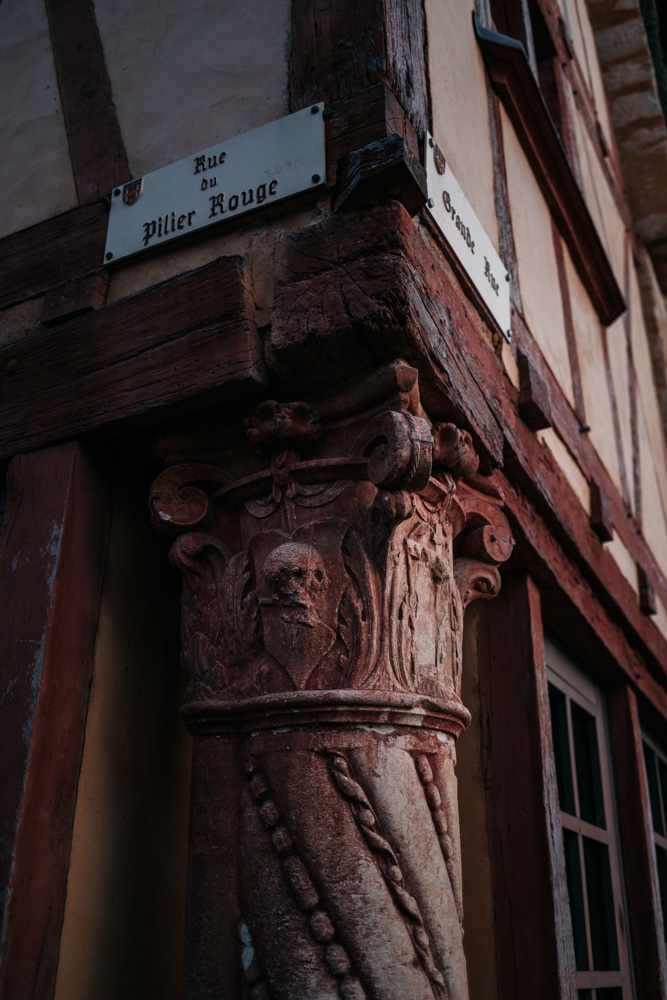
[
  {"x1": 475, "y1": 572, "x2": 576, "y2": 1000},
  {"x1": 0, "y1": 443, "x2": 110, "y2": 1000},
  {"x1": 607, "y1": 686, "x2": 667, "y2": 999}
]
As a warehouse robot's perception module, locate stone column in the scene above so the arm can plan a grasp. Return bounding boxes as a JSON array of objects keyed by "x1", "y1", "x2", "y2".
[{"x1": 150, "y1": 363, "x2": 513, "y2": 1000}]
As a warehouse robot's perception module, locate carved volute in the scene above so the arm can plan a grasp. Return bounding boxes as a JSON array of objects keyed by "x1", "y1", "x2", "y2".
[{"x1": 150, "y1": 362, "x2": 513, "y2": 1000}]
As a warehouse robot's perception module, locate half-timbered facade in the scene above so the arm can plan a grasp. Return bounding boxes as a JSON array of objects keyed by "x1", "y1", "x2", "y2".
[{"x1": 1, "y1": 0, "x2": 667, "y2": 998}]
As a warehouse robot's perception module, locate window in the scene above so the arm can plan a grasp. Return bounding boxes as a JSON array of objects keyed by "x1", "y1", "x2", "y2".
[
  {"x1": 546, "y1": 639, "x2": 634, "y2": 998},
  {"x1": 642, "y1": 734, "x2": 667, "y2": 945}
]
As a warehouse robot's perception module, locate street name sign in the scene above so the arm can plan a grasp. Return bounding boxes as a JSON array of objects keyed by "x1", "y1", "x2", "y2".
[
  {"x1": 104, "y1": 105, "x2": 326, "y2": 264},
  {"x1": 425, "y1": 133, "x2": 511, "y2": 341}
]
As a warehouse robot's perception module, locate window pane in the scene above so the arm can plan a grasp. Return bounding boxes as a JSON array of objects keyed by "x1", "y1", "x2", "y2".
[
  {"x1": 577, "y1": 991, "x2": 592, "y2": 1000},
  {"x1": 564, "y1": 828, "x2": 589, "y2": 970},
  {"x1": 572, "y1": 703, "x2": 606, "y2": 828},
  {"x1": 596, "y1": 990, "x2": 623, "y2": 1000},
  {"x1": 583, "y1": 838, "x2": 620, "y2": 971},
  {"x1": 549, "y1": 684, "x2": 575, "y2": 814},
  {"x1": 658, "y1": 846, "x2": 667, "y2": 944},
  {"x1": 658, "y1": 758, "x2": 667, "y2": 834},
  {"x1": 644, "y1": 744, "x2": 665, "y2": 836}
]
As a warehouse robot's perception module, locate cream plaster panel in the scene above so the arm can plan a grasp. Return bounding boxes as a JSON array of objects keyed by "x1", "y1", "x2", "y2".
[
  {"x1": 55, "y1": 487, "x2": 191, "y2": 1000},
  {"x1": 568, "y1": 0, "x2": 615, "y2": 152},
  {"x1": 563, "y1": 244, "x2": 623, "y2": 495},
  {"x1": 628, "y1": 260, "x2": 667, "y2": 577},
  {"x1": 637, "y1": 403, "x2": 667, "y2": 579},
  {"x1": 502, "y1": 341, "x2": 520, "y2": 390},
  {"x1": 604, "y1": 312, "x2": 635, "y2": 510},
  {"x1": 94, "y1": 0, "x2": 291, "y2": 179},
  {"x1": 536, "y1": 427, "x2": 590, "y2": 513},
  {"x1": 502, "y1": 108, "x2": 573, "y2": 404},
  {"x1": 574, "y1": 112, "x2": 626, "y2": 288},
  {"x1": 425, "y1": 0, "x2": 499, "y2": 249},
  {"x1": 606, "y1": 533, "x2": 638, "y2": 595},
  {"x1": 652, "y1": 596, "x2": 667, "y2": 645},
  {"x1": 0, "y1": 0, "x2": 77, "y2": 238}
]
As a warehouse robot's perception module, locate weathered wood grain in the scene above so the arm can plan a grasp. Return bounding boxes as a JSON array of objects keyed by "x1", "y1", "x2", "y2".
[
  {"x1": 0, "y1": 444, "x2": 110, "y2": 1000},
  {"x1": 271, "y1": 202, "x2": 506, "y2": 466},
  {"x1": 333, "y1": 133, "x2": 427, "y2": 215},
  {"x1": 0, "y1": 258, "x2": 264, "y2": 460},
  {"x1": 0, "y1": 203, "x2": 108, "y2": 310},
  {"x1": 45, "y1": 0, "x2": 130, "y2": 202},
  {"x1": 476, "y1": 573, "x2": 577, "y2": 1000},
  {"x1": 589, "y1": 480, "x2": 614, "y2": 542},
  {"x1": 289, "y1": 0, "x2": 428, "y2": 138},
  {"x1": 41, "y1": 271, "x2": 109, "y2": 327}
]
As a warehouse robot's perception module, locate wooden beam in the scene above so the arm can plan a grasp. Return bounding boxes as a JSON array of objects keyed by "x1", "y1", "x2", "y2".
[
  {"x1": 45, "y1": 0, "x2": 130, "y2": 203},
  {"x1": 0, "y1": 257, "x2": 264, "y2": 461},
  {"x1": 0, "y1": 444, "x2": 110, "y2": 1000},
  {"x1": 0, "y1": 203, "x2": 108, "y2": 311},
  {"x1": 289, "y1": 0, "x2": 428, "y2": 139},
  {"x1": 476, "y1": 572, "x2": 577, "y2": 1000}
]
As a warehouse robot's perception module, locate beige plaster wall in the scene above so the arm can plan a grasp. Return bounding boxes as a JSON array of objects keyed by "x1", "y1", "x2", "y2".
[
  {"x1": 574, "y1": 112, "x2": 626, "y2": 288},
  {"x1": 0, "y1": 0, "x2": 77, "y2": 239},
  {"x1": 606, "y1": 533, "x2": 638, "y2": 596},
  {"x1": 502, "y1": 108, "x2": 573, "y2": 405},
  {"x1": 563, "y1": 0, "x2": 614, "y2": 152},
  {"x1": 54, "y1": 476, "x2": 191, "y2": 1000},
  {"x1": 94, "y1": 0, "x2": 292, "y2": 180},
  {"x1": 564, "y1": 244, "x2": 625, "y2": 499},
  {"x1": 628, "y1": 260, "x2": 667, "y2": 581},
  {"x1": 425, "y1": 0, "x2": 499, "y2": 249},
  {"x1": 537, "y1": 427, "x2": 591, "y2": 514}
]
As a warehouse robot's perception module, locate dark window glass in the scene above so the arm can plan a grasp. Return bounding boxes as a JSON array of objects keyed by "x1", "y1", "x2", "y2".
[
  {"x1": 658, "y1": 847, "x2": 667, "y2": 944},
  {"x1": 549, "y1": 684, "x2": 575, "y2": 813},
  {"x1": 658, "y1": 758, "x2": 667, "y2": 830},
  {"x1": 597, "y1": 990, "x2": 623, "y2": 1000},
  {"x1": 644, "y1": 744, "x2": 665, "y2": 835},
  {"x1": 583, "y1": 838, "x2": 620, "y2": 971},
  {"x1": 572, "y1": 703, "x2": 606, "y2": 828},
  {"x1": 564, "y1": 829, "x2": 589, "y2": 970}
]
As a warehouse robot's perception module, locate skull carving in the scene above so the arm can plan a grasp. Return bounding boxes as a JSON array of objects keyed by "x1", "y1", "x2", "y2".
[
  {"x1": 262, "y1": 543, "x2": 329, "y2": 625},
  {"x1": 260, "y1": 542, "x2": 335, "y2": 687}
]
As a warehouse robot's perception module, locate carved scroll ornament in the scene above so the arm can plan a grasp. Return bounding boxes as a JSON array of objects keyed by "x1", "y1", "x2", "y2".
[{"x1": 150, "y1": 364, "x2": 513, "y2": 1000}]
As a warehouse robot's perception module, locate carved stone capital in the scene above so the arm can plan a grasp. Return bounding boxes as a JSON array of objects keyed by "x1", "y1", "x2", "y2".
[{"x1": 150, "y1": 362, "x2": 513, "y2": 1000}]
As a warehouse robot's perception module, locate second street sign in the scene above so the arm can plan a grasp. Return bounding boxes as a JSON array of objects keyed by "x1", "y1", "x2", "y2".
[
  {"x1": 104, "y1": 105, "x2": 326, "y2": 264},
  {"x1": 425, "y1": 133, "x2": 511, "y2": 342}
]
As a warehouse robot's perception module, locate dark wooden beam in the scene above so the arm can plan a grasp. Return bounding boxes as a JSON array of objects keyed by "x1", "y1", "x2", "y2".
[
  {"x1": 0, "y1": 203, "x2": 108, "y2": 311},
  {"x1": 589, "y1": 480, "x2": 614, "y2": 543},
  {"x1": 474, "y1": 16, "x2": 625, "y2": 326},
  {"x1": 0, "y1": 257, "x2": 264, "y2": 460},
  {"x1": 45, "y1": 0, "x2": 130, "y2": 203},
  {"x1": 289, "y1": 0, "x2": 428, "y2": 140},
  {"x1": 476, "y1": 573, "x2": 576, "y2": 1000},
  {"x1": 0, "y1": 444, "x2": 110, "y2": 1000}
]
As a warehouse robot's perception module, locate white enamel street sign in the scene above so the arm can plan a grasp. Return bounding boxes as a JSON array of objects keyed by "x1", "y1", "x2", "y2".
[
  {"x1": 425, "y1": 133, "x2": 511, "y2": 341},
  {"x1": 104, "y1": 105, "x2": 326, "y2": 264}
]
